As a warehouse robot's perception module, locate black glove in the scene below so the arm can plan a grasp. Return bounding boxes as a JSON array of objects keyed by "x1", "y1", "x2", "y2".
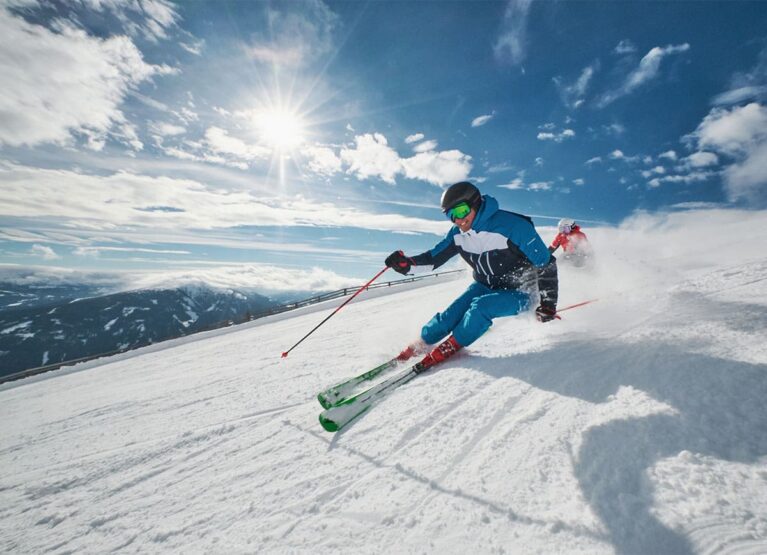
[
  {"x1": 385, "y1": 250, "x2": 414, "y2": 275},
  {"x1": 535, "y1": 304, "x2": 557, "y2": 323}
]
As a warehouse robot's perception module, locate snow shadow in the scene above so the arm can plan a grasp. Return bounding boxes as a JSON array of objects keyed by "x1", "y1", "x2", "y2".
[{"x1": 473, "y1": 300, "x2": 767, "y2": 554}]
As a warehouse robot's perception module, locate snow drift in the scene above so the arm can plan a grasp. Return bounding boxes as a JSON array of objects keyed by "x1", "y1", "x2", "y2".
[{"x1": 1, "y1": 208, "x2": 766, "y2": 554}]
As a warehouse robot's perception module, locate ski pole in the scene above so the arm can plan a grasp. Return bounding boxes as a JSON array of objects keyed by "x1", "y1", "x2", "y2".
[
  {"x1": 554, "y1": 298, "x2": 598, "y2": 319},
  {"x1": 281, "y1": 267, "x2": 390, "y2": 358}
]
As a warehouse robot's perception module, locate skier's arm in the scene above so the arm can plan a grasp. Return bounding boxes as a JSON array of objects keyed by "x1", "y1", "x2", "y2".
[
  {"x1": 410, "y1": 233, "x2": 459, "y2": 269},
  {"x1": 413, "y1": 240, "x2": 458, "y2": 270},
  {"x1": 549, "y1": 233, "x2": 564, "y2": 253},
  {"x1": 386, "y1": 232, "x2": 459, "y2": 274}
]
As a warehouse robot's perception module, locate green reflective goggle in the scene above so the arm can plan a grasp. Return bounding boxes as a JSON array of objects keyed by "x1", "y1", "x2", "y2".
[{"x1": 447, "y1": 202, "x2": 472, "y2": 222}]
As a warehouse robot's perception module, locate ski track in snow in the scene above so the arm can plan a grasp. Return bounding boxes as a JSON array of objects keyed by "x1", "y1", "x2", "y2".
[{"x1": 1, "y1": 245, "x2": 767, "y2": 553}]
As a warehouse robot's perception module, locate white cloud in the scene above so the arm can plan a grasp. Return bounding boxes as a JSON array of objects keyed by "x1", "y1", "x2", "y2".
[
  {"x1": 245, "y1": 2, "x2": 338, "y2": 67},
  {"x1": 162, "y1": 126, "x2": 273, "y2": 170},
  {"x1": 0, "y1": 9, "x2": 173, "y2": 149},
  {"x1": 471, "y1": 113, "x2": 496, "y2": 127},
  {"x1": 81, "y1": 0, "x2": 179, "y2": 42},
  {"x1": 641, "y1": 166, "x2": 666, "y2": 179},
  {"x1": 180, "y1": 38, "x2": 205, "y2": 56},
  {"x1": 659, "y1": 150, "x2": 678, "y2": 161},
  {"x1": 684, "y1": 152, "x2": 719, "y2": 168},
  {"x1": 302, "y1": 146, "x2": 342, "y2": 176},
  {"x1": 712, "y1": 46, "x2": 767, "y2": 106},
  {"x1": 609, "y1": 150, "x2": 625, "y2": 160},
  {"x1": 585, "y1": 156, "x2": 602, "y2": 166},
  {"x1": 30, "y1": 244, "x2": 59, "y2": 260},
  {"x1": 722, "y1": 141, "x2": 767, "y2": 202},
  {"x1": 686, "y1": 102, "x2": 767, "y2": 203},
  {"x1": 203, "y1": 127, "x2": 271, "y2": 164},
  {"x1": 647, "y1": 171, "x2": 715, "y2": 188},
  {"x1": 691, "y1": 102, "x2": 767, "y2": 156},
  {"x1": 497, "y1": 177, "x2": 550, "y2": 192},
  {"x1": 401, "y1": 150, "x2": 472, "y2": 187},
  {"x1": 534, "y1": 157, "x2": 544, "y2": 166},
  {"x1": 149, "y1": 121, "x2": 186, "y2": 137},
  {"x1": 712, "y1": 86, "x2": 767, "y2": 106},
  {"x1": 74, "y1": 246, "x2": 190, "y2": 257},
  {"x1": 499, "y1": 178, "x2": 524, "y2": 190},
  {"x1": 340, "y1": 133, "x2": 402, "y2": 184},
  {"x1": 554, "y1": 63, "x2": 598, "y2": 109},
  {"x1": 493, "y1": 0, "x2": 534, "y2": 66},
  {"x1": 598, "y1": 43, "x2": 690, "y2": 107},
  {"x1": 413, "y1": 139, "x2": 438, "y2": 153},
  {"x1": 573, "y1": 178, "x2": 585, "y2": 186},
  {"x1": 0, "y1": 162, "x2": 450, "y2": 238},
  {"x1": 537, "y1": 129, "x2": 575, "y2": 142},
  {"x1": 340, "y1": 133, "x2": 472, "y2": 187},
  {"x1": 405, "y1": 133, "x2": 424, "y2": 144}
]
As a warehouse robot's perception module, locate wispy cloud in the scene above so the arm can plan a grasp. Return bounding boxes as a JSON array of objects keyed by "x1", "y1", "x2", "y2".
[
  {"x1": 244, "y1": 1, "x2": 338, "y2": 67},
  {"x1": 471, "y1": 112, "x2": 496, "y2": 127},
  {"x1": 0, "y1": 8, "x2": 174, "y2": 149},
  {"x1": 585, "y1": 156, "x2": 602, "y2": 166},
  {"x1": 413, "y1": 139, "x2": 438, "y2": 153},
  {"x1": 301, "y1": 146, "x2": 343, "y2": 176},
  {"x1": 30, "y1": 244, "x2": 60, "y2": 260},
  {"x1": 405, "y1": 133, "x2": 424, "y2": 144},
  {"x1": 712, "y1": 45, "x2": 767, "y2": 105},
  {"x1": 0, "y1": 161, "x2": 451, "y2": 238},
  {"x1": 498, "y1": 176, "x2": 551, "y2": 192},
  {"x1": 554, "y1": 63, "x2": 598, "y2": 109},
  {"x1": 493, "y1": 0, "x2": 534, "y2": 66},
  {"x1": 597, "y1": 43, "x2": 690, "y2": 107},
  {"x1": 74, "y1": 246, "x2": 192, "y2": 257}
]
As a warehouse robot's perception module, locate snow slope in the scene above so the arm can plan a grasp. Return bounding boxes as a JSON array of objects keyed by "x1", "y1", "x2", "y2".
[{"x1": 1, "y1": 209, "x2": 767, "y2": 554}]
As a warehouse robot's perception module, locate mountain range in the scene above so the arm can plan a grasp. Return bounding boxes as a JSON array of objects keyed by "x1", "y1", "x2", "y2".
[{"x1": 0, "y1": 283, "x2": 279, "y2": 377}]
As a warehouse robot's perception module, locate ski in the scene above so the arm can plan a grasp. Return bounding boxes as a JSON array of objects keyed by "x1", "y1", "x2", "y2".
[
  {"x1": 316, "y1": 358, "x2": 400, "y2": 409},
  {"x1": 318, "y1": 360, "x2": 431, "y2": 432}
]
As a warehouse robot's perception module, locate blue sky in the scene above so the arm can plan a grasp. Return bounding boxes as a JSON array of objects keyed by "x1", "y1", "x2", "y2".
[{"x1": 0, "y1": 0, "x2": 766, "y2": 292}]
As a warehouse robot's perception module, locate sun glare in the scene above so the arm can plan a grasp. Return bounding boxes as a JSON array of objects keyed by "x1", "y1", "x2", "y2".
[{"x1": 253, "y1": 109, "x2": 305, "y2": 151}]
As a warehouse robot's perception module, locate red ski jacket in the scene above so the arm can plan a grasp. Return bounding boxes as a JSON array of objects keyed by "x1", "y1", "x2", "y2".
[{"x1": 550, "y1": 225, "x2": 589, "y2": 253}]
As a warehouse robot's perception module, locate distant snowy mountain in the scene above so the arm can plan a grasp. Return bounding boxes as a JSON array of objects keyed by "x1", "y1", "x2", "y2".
[{"x1": 0, "y1": 284, "x2": 278, "y2": 376}]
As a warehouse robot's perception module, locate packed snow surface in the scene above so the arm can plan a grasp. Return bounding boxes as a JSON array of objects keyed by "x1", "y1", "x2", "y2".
[{"x1": 1, "y1": 210, "x2": 767, "y2": 554}]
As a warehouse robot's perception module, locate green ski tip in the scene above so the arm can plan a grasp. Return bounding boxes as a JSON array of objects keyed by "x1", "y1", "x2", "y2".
[
  {"x1": 317, "y1": 393, "x2": 333, "y2": 410},
  {"x1": 318, "y1": 413, "x2": 340, "y2": 432}
]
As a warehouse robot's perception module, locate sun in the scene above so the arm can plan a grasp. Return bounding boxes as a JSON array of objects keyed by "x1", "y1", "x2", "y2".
[{"x1": 253, "y1": 108, "x2": 306, "y2": 151}]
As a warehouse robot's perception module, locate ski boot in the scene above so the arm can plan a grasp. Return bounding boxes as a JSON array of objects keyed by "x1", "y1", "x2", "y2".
[{"x1": 417, "y1": 335, "x2": 461, "y2": 371}]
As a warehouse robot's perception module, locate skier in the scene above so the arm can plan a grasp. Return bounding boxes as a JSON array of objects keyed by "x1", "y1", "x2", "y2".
[
  {"x1": 385, "y1": 181, "x2": 558, "y2": 369},
  {"x1": 548, "y1": 218, "x2": 592, "y2": 267}
]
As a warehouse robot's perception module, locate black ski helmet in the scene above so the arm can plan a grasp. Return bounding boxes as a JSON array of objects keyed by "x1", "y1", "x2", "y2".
[{"x1": 440, "y1": 181, "x2": 481, "y2": 214}]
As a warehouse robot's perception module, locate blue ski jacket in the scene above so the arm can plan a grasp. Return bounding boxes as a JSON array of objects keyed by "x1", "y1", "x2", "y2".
[{"x1": 412, "y1": 195, "x2": 558, "y2": 305}]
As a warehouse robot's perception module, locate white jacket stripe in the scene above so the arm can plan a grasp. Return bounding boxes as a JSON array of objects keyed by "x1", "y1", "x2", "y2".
[{"x1": 453, "y1": 230, "x2": 508, "y2": 254}]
